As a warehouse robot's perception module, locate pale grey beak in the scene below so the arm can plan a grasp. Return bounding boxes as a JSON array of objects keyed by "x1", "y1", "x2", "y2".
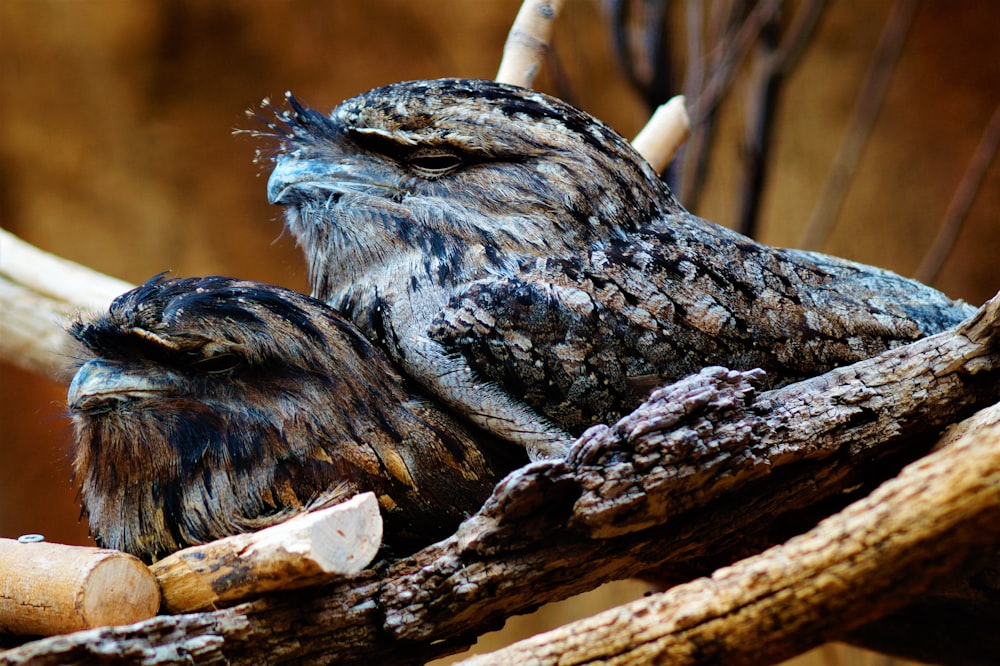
[
  {"x1": 267, "y1": 156, "x2": 379, "y2": 206},
  {"x1": 68, "y1": 359, "x2": 173, "y2": 411}
]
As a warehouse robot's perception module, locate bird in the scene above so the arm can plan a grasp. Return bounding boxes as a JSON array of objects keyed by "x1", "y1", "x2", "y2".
[
  {"x1": 263, "y1": 77, "x2": 976, "y2": 460},
  {"x1": 67, "y1": 274, "x2": 523, "y2": 563}
]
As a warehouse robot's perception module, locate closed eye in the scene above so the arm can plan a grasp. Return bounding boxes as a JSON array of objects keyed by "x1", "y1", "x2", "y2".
[
  {"x1": 407, "y1": 149, "x2": 463, "y2": 176},
  {"x1": 188, "y1": 353, "x2": 243, "y2": 375}
]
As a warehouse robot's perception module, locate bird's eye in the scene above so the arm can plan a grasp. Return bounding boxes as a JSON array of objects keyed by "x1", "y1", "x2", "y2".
[
  {"x1": 408, "y1": 150, "x2": 463, "y2": 176},
  {"x1": 189, "y1": 353, "x2": 242, "y2": 375}
]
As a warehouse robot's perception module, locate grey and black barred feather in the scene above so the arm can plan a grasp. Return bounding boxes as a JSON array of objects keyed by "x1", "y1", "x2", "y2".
[
  {"x1": 68, "y1": 275, "x2": 522, "y2": 562},
  {"x1": 428, "y1": 219, "x2": 973, "y2": 434},
  {"x1": 265, "y1": 78, "x2": 974, "y2": 451}
]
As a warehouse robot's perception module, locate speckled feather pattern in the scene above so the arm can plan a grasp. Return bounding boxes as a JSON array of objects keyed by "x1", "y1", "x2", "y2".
[
  {"x1": 266, "y1": 78, "x2": 974, "y2": 452},
  {"x1": 68, "y1": 275, "x2": 521, "y2": 562}
]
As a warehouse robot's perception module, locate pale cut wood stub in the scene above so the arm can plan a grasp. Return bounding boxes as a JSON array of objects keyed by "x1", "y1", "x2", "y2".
[
  {"x1": 458, "y1": 418, "x2": 1000, "y2": 666},
  {"x1": 631, "y1": 95, "x2": 691, "y2": 173},
  {"x1": 151, "y1": 492, "x2": 382, "y2": 614},
  {"x1": 494, "y1": 0, "x2": 566, "y2": 88},
  {"x1": 0, "y1": 539, "x2": 160, "y2": 636}
]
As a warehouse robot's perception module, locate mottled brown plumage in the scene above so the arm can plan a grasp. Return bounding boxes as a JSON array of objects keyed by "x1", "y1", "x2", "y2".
[
  {"x1": 68, "y1": 275, "x2": 522, "y2": 562},
  {"x1": 265, "y1": 78, "x2": 974, "y2": 457}
]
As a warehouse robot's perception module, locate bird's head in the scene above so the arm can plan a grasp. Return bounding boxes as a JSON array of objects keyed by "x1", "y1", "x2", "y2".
[
  {"x1": 67, "y1": 274, "x2": 381, "y2": 559},
  {"x1": 262, "y1": 78, "x2": 678, "y2": 300},
  {"x1": 68, "y1": 274, "x2": 513, "y2": 561}
]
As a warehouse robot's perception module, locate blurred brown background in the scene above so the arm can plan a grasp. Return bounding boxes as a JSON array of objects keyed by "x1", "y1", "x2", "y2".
[{"x1": 1, "y1": 1, "x2": 997, "y2": 663}]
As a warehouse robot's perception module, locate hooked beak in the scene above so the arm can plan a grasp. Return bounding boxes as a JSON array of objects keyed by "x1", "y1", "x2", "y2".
[
  {"x1": 68, "y1": 359, "x2": 174, "y2": 412},
  {"x1": 268, "y1": 156, "x2": 343, "y2": 206},
  {"x1": 267, "y1": 155, "x2": 391, "y2": 207}
]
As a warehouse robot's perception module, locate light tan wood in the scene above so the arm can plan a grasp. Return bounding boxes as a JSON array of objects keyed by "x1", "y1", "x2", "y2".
[
  {"x1": 0, "y1": 228, "x2": 135, "y2": 380},
  {"x1": 0, "y1": 277, "x2": 76, "y2": 380},
  {"x1": 632, "y1": 95, "x2": 691, "y2": 174},
  {"x1": 150, "y1": 492, "x2": 382, "y2": 614},
  {"x1": 0, "y1": 228, "x2": 132, "y2": 313},
  {"x1": 0, "y1": 538, "x2": 160, "y2": 636},
  {"x1": 494, "y1": 0, "x2": 566, "y2": 88}
]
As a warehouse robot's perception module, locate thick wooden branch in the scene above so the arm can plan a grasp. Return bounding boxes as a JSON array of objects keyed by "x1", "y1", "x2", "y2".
[
  {"x1": 843, "y1": 404, "x2": 1000, "y2": 666},
  {"x1": 3, "y1": 293, "x2": 998, "y2": 665},
  {"x1": 459, "y1": 419, "x2": 1000, "y2": 665},
  {"x1": 0, "y1": 228, "x2": 133, "y2": 380}
]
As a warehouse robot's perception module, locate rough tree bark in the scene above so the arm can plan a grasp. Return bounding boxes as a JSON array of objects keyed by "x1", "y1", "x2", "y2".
[
  {"x1": 2, "y1": 292, "x2": 998, "y2": 665},
  {"x1": 459, "y1": 416, "x2": 1000, "y2": 666}
]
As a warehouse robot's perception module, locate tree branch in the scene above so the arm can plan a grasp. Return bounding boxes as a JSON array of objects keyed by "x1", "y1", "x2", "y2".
[
  {"x1": 3, "y1": 292, "x2": 998, "y2": 664},
  {"x1": 459, "y1": 416, "x2": 1000, "y2": 666},
  {"x1": 0, "y1": 228, "x2": 134, "y2": 380}
]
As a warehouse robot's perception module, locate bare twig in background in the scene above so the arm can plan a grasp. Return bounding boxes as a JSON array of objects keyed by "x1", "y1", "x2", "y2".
[
  {"x1": 689, "y1": 0, "x2": 784, "y2": 138},
  {"x1": 734, "y1": 13, "x2": 782, "y2": 239},
  {"x1": 679, "y1": 0, "x2": 741, "y2": 208},
  {"x1": 735, "y1": 0, "x2": 827, "y2": 238},
  {"x1": 915, "y1": 104, "x2": 1000, "y2": 284},
  {"x1": 798, "y1": 0, "x2": 921, "y2": 250},
  {"x1": 681, "y1": 0, "x2": 787, "y2": 211},
  {"x1": 603, "y1": 0, "x2": 825, "y2": 238},
  {"x1": 602, "y1": 0, "x2": 673, "y2": 107},
  {"x1": 495, "y1": 0, "x2": 566, "y2": 88}
]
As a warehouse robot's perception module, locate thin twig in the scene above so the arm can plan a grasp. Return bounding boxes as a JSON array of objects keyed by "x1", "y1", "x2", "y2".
[
  {"x1": 734, "y1": 1, "x2": 828, "y2": 238},
  {"x1": 681, "y1": 0, "x2": 784, "y2": 209},
  {"x1": 773, "y1": 0, "x2": 828, "y2": 75},
  {"x1": 601, "y1": 0, "x2": 672, "y2": 109},
  {"x1": 495, "y1": 0, "x2": 566, "y2": 88},
  {"x1": 734, "y1": 16, "x2": 781, "y2": 238},
  {"x1": 679, "y1": 0, "x2": 738, "y2": 207},
  {"x1": 690, "y1": 0, "x2": 784, "y2": 125},
  {"x1": 915, "y1": 104, "x2": 1000, "y2": 284},
  {"x1": 798, "y1": 0, "x2": 921, "y2": 250}
]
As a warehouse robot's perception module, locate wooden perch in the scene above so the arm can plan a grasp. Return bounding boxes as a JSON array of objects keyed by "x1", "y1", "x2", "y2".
[
  {"x1": 0, "y1": 228, "x2": 134, "y2": 380},
  {"x1": 151, "y1": 492, "x2": 382, "y2": 614},
  {"x1": 2, "y1": 290, "x2": 997, "y2": 664},
  {"x1": 458, "y1": 417, "x2": 1000, "y2": 665},
  {"x1": 631, "y1": 95, "x2": 691, "y2": 173},
  {"x1": 0, "y1": 539, "x2": 159, "y2": 636},
  {"x1": 842, "y1": 401, "x2": 1000, "y2": 665},
  {"x1": 495, "y1": 0, "x2": 565, "y2": 88}
]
